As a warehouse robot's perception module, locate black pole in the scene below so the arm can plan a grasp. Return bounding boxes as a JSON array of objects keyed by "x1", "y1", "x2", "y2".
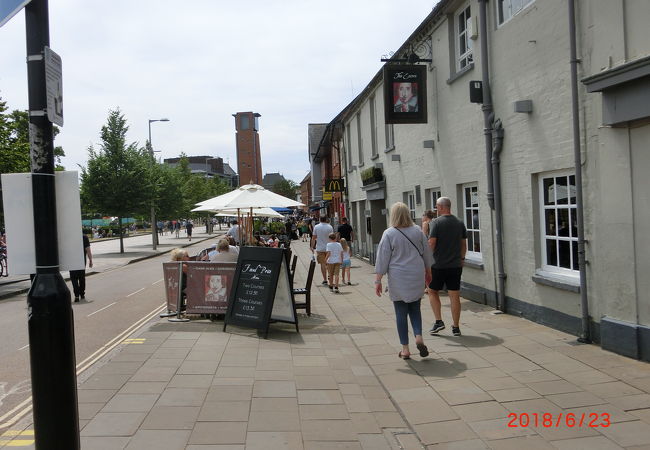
[{"x1": 25, "y1": 0, "x2": 80, "y2": 448}]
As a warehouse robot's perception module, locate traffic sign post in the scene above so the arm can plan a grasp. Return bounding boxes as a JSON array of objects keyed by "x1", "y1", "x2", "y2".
[{"x1": 23, "y1": 0, "x2": 80, "y2": 448}]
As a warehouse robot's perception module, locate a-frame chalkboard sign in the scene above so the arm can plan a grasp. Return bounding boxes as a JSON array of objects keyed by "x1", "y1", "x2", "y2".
[{"x1": 224, "y1": 247, "x2": 298, "y2": 338}]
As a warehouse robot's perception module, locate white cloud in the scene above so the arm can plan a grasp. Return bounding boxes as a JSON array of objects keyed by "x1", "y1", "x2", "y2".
[{"x1": 1, "y1": 0, "x2": 438, "y2": 183}]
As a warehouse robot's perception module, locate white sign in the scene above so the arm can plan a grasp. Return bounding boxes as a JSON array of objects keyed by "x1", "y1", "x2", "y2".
[
  {"x1": 0, "y1": 0, "x2": 31, "y2": 28},
  {"x1": 1, "y1": 171, "x2": 84, "y2": 274},
  {"x1": 44, "y1": 46, "x2": 64, "y2": 126}
]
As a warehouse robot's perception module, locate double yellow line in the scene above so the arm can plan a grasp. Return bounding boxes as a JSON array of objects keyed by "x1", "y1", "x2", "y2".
[{"x1": 0, "y1": 303, "x2": 166, "y2": 431}]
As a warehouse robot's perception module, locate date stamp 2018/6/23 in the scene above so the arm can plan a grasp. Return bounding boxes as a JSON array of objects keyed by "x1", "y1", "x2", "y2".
[{"x1": 507, "y1": 413, "x2": 611, "y2": 428}]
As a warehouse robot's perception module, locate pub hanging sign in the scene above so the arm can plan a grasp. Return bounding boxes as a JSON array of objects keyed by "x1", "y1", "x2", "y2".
[{"x1": 383, "y1": 64, "x2": 428, "y2": 124}]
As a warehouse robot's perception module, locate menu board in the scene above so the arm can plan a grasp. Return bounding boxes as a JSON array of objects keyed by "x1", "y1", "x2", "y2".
[
  {"x1": 224, "y1": 247, "x2": 298, "y2": 337},
  {"x1": 162, "y1": 262, "x2": 183, "y2": 312}
]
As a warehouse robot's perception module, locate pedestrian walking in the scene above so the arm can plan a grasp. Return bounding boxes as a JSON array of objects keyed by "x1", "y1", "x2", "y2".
[
  {"x1": 186, "y1": 220, "x2": 194, "y2": 241},
  {"x1": 427, "y1": 196, "x2": 467, "y2": 337},
  {"x1": 375, "y1": 202, "x2": 433, "y2": 360},
  {"x1": 311, "y1": 216, "x2": 333, "y2": 285},
  {"x1": 340, "y1": 238, "x2": 352, "y2": 285},
  {"x1": 70, "y1": 233, "x2": 93, "y2": 302},
  {"x1": 325, "y1": 233, "x2": 343, "y2": 293}
]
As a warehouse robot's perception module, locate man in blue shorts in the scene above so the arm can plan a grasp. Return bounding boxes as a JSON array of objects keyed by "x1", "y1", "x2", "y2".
[{"x1": 427, "y1": 197, "x2": 467, "y2": 336}]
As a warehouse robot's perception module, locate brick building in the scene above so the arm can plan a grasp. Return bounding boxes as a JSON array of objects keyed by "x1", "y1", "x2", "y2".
[{"x1": 233, "y1": 112, "x2": 263, "y2": 186}]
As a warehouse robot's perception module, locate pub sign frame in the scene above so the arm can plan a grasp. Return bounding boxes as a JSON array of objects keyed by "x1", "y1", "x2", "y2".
[{"x1": 383, "y1": 64, "x2": 428, "y2": 124}]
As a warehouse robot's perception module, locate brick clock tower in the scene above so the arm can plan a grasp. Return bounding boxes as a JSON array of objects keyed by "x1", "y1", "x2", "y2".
[{"x1": 233, "y1": 112, "x2": 263, "y2": 186}]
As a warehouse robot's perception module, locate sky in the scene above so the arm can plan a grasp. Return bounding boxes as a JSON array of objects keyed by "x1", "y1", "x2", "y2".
[{"x1": 1, "y1": 1, "x2": 438, "y2": 184}]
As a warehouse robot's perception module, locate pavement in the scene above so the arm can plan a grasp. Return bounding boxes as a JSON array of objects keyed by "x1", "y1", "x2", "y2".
[
  {"x1": 3, "y1": 238, "x2": 650, "y2": 449},
  {"x1": 0, "y1": 225, "x2": 225, "y2": 299}
]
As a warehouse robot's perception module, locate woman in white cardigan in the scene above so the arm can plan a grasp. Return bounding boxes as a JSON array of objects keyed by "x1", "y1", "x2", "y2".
[{"x1": 374, "y1": 202, "x2": 433, "y2": 359}]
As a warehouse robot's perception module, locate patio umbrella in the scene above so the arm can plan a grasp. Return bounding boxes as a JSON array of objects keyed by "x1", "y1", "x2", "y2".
[{"x1": 207, "y1": 207, "x2": 283, "y2": 218}]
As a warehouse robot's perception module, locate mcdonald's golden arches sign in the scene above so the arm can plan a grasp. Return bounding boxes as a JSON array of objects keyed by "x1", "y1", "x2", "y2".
[{"x1": 324, "y1": 178, "x2": 345, "y2": 192}]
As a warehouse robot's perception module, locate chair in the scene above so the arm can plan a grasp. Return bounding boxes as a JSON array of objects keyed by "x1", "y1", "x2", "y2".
[
  {"x1": 293, "y1": 260, "x2": 316, "y2": 316},
  {"x1": 290, "y1": 254, "x2": 298, "y2": 281}
]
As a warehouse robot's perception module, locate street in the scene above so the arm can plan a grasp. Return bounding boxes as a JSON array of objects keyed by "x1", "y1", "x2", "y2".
[{"x1": 0, "y1": 227, "x2": 221, "y2": 427}]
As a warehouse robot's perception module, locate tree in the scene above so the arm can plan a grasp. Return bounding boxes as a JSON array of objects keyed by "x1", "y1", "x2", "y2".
[
  {"x1": 79, "y1": 108, "x2": 152, "y2": 253},
  {"x1": 272, "y1": 179, "x2": 299, "y2": 200}
]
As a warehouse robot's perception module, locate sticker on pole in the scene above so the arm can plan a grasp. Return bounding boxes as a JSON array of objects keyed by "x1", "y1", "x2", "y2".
[{"x1": 44, "y1": 46, "x2": 63, "y2": 126}]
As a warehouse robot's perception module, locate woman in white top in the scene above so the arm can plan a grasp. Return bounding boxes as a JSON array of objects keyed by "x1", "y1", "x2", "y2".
[{"x1": 375, "y1": 202, "x2": 433, "y2": 360}]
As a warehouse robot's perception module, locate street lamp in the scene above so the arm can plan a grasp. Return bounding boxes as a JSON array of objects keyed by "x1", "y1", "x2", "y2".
[{"x1": 148, "y1": 118, "x2": 170, "y2": 250}]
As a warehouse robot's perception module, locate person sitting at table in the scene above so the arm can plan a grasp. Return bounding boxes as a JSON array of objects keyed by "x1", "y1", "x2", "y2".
[
  {"x1": 209, "y1": 239, "x2": 239, "y2": 263},
  {"x1": 268, "y1": 234, "x2": 280, "y2": 248},
  {"x1": 170, "y1": 248, "x2": 190, "y2": 310}
]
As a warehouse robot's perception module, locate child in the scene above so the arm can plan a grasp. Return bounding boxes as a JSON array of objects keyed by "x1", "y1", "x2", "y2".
[
  {"x1": 325, "y1": 232, "x2": 343, "y2": 293},
  {"x1": 340, "y1": 238, "x2": 352, "y2": 285}
]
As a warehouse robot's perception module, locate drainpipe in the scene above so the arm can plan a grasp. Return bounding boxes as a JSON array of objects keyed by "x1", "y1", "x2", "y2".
[
  {"x1": 478, "y1": 0, "x2": 495, "y2": 210},
  {"x1": 568, "y1": 0, "x2": 591, "y2": 342},
  {"x1": 491, "y1": 117, "x2": 506, "y2": 312}
]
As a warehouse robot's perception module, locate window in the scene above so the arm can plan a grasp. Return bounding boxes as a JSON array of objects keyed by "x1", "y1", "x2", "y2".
[
  {"x1": 240, "y1": 115, "x2": 249, "y2": 130},
  {"x1": 346, "y1": 123, "x2": 352, "y2": 168},
  {"x1": 539, "y1": 172, "x2": 578, "y2": 274},
  {"x1": 385, "y1": 123, "x2": 394, "y2": 151},
  {"x1": 463, "y1": 184, "x2": 481, "y2": 257},
  {"x1": 457, "y1": 5, "x2": 473, "y2": 70},
  {"x1": 428, "y1": 189, "x2": 442, "y2": 216},
  {"x1": 497, "y1": 0, "x2": 534, "y2": 25},
  {"x1": 407, "y1": 192, "x2": 416, "y2": 220},
  {"x1": 369, "y1": 96, "x2": 378, "y2": 158},
  {"x1": 356, "y1": 113, "x2": 364, "y2": 166}
]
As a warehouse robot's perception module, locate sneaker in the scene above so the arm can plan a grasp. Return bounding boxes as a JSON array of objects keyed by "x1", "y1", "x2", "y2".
[
  {"x1": 347, "y1": 282, "x2": 352, "y2": 285},
  {"x1": 452, "y1": 326, "x2": 462, "y2": 336},
  {"x1": 74, "y1": 297, "x2": 79, "y2": 302},
  {"x1": 430, "y1": 320, "x2": 445, "y2": 335},
  {"x1": 334, "y1": 287, "x2": 339, "y2": 293},
  {"x1": 322, "y1": 280, "x2": 328, "y2": 285},
  {"x1": 329, "y1": 285, "x2": 334, "y2": 291}
]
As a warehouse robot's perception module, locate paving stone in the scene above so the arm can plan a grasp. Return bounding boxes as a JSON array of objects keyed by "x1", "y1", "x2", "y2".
[
  {"x1": 157, "y1": 388, "x2": 208, "y2": 407},
  {"x1": 550, "y1": 435, "x2": 623, "y2": 450},
  {"x1": 300, "y1": 419, "x2": 356, "y2": 441},
  {"x1": 373, "y1": 411, "x2": 407, "y2": 428},
  {"x1": 299, "y1": 403, "x2": 349, "y2": 420},
  {"x1": 81, "y1": 412, "x2": 147, "y2": 437},
  {"x1": 399, "y1": 399, "x2": 459, "y2": 424},
  {"x1": 391, "y1": 386, "x2": 441, "y2": 403},
  {"x1": 349, "y1": 413, "x2": 381, "y2": 434},
  {"x1": 94, "y1": 362, "x2": 143, "y2": 375},
  {"x1": 205, "y1": 385, "x2": 252, "y2": 402},
  {"x1": 303, "y1": 441, "x2": 360, "y2": 450},
  {"x1": 245, "y1": 431, "x2": 303, "y2": 450},
  {"x1": 599, "y1": 419, "x2": 650, "y2": 447},
  {"x1": 488, "y1": 387, "x2": 541, "y2": 402},
  {"x1": 295, "y1": 375, "x2": 338, "y2": 390},
  {"x1": 78, "y1": 389, "x2": 118, "y2": 404},
  {"x1": 473, "y1": 376, "x2": 524, "y2": 391},
  {"x1": 177, "y1": 360, "x2": 220, "y2": 375},
  {"x1": 102, "y1": 394, "x2": 159, "y2": 413},
  {"x1": 130, "y1": 366, "x2": 177, "y2": 383},
  {"x1": 118, "y1": 381, "x2": 167, "y2": 395},
  {"x1": 298, "y1": 390, "x2": 344, "y2": 405},
  {"x1": 607, "y1": 393, "x2": 650, "y2": 411},
  {"x1": 124, "y1": 429, "x2": 190, "y2": 450},
  {"x1": 79, "y1": 402, "x2": 104, "y2": 420},
  {"x1": 545, "y1": 392, "x2": 607, "y2": 409},
  {"x1": 198, "y1": 401, "x2": 250, "y2": 422},
  {"x1": 188, "y1": 422, "x2": 247, "y2": 445},
  {"x1": 252, "y1": 380, "x2": 297, "y2": 397},
  {"x1": 510, "y1": 370, "x2": 561, "y2": 384},
  {"x1": 79, "y1": 436, "x2": 130, "y2": 449},
  {"x1": 248, "y1": 411, "x2": 301, "y2": 431},
  {"x1": 452, "y1": 401, "x2": 509, "y2": 422},
  {"x1": 526, "y1": 380, "x2": 582, "y2": 395},
  {"x1": 255, "y1": 370, "x2": 295, "y2": 381},
  {"x1": 80, "y1": 374, "x2": 132, "y2": 390},
  {"x1": 357, "y1": 433, "x2": 391, "y2": 450},
  {"x1": 426, "y1": 438, "x2": 490, "y2": 449},
  {"x1": 251, "y1": 397, "x2": 298, "y2": 412},
  {"x1": 486, "y1": 436, "x2": 555, "y2": 449},
  {"x1": 168, "y1": 374, "x2": 214, "y2": 388},
  {"x1": 141, "y1": 405, "x2": 200, "y2": 430},
  {"x1": 468, "y1": 417, "x2": 535, "y2": 440},
  {"x1": 583, "y1": 381, "x2": 644, "y2": 398},
  {"x1": 413, "y1": 419, "x2": 478, "y2": 445}
]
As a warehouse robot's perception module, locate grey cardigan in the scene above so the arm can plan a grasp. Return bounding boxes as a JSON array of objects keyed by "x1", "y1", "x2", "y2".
[{"x1": 375, "y1": 225, "x2": 434, "y2": 303}]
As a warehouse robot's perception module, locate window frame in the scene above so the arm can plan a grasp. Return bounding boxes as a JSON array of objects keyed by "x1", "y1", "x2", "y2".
[
  {"x1": 345, "y1": 122, "x2": 353, "y2": 169},
  {"x1": 356, "y1": 113, "x2": 364, "y2": 166},
  {"x1": 497, "y1": 0, "x2": 535, "y2": 26},
  {"x1": 538, "y1": 170, "x2": 579, "y2": 277},
  {"x1": 462, "y1": 183, "x2": 481, "y2": 260},
  {"x1": 407, "y1": 192, "x2": 416, "y2": 220},
  {"x1": 456, "y1": 5, "x2": 473, "y2": 71},
  {"x1": 384, "y1": 123, "x2": 395, "y2": 152},
  {"x1": 428, "y1": 188, "x2": 442, "y2": 216},
  {"x1": 369, "y1": 96, "x2": 378, "y2": 158}
]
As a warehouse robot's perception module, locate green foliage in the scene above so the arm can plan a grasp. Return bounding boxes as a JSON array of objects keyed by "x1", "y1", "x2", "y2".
[
  {"x1": 79, "y1": 108, "x2": 152, "y2": 220},
  {"x1": 272, "y1": 178, "x2": 298, "y2": 199},
  {"x1": 360, "y1": 167, "x2": 375, "y2": 182}
]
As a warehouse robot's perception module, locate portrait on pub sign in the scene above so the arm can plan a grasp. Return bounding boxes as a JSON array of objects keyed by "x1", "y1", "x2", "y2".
[{"x1": 383, "y1": 64, "x2": 427, "y2": 124}]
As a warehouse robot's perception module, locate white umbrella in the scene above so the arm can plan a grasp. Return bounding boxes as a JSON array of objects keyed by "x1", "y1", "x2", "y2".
[
  {"x1": 210, "y1": 207, "x2": 282, "y2": 218},
  {"x1": 197, "y1": 184, "x2": 303, "y2": 210}
]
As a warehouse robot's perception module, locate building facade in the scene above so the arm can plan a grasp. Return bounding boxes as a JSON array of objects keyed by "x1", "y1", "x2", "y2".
[
  {"x1": 163, "y1": 155, "x2": 237, "y2": 187},
  {"x1": 320, "y1": 0, "x2": 650, "y2": 360},
  {"x1": 233, "y1": 112, "x2": 263, "y2": 186}
]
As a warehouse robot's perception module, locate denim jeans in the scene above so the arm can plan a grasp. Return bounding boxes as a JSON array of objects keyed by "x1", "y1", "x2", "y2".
[{"x1": 393, "y1": 300, "x2": 422, "y2": 345}]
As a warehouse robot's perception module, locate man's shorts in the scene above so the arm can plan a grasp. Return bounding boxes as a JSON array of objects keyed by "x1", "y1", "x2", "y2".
[
  {"x1": 316, "y1": 251, "x2": 328, "y2": 264},
  {"x1": 327, "y1": 263, "x2": 341, "y2": 277},
  {"x1": 428, "y1": 267, "x2": 463, "y2": 291}
]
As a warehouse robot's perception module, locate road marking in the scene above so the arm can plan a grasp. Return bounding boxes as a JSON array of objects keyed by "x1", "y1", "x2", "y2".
[
  {"x1": 2, "y1": 430, "x2": 33, "y2": 436},
  {"x1": 0, "y1": 303, "x2": 166, "y2": 430},
  {"x1": 0, "y1": 439, "x2": 35, "y2": 446},
  {"x1": 152, "y1": 278, "x2": 164, "y2": 285},
  {"x1": 87, "y1": 302, "x2": 117, "y2": 317},
  {"x1": 0, "y1": 430, "x2": 34, "y2": 447},
  {"x1": 126, "y1": 287, "x2": 145, "y2": 297},
  {"x1": 122, "y1": 338, "x2": 146, "y2": 345},
  {"x1": 17, "y1": 345, "x2": 29, "y2": 351}
]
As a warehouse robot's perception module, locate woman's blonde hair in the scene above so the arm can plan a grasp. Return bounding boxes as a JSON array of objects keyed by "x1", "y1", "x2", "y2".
[
  {"x1": 340, "y1": 238, "x2": 349, "y2": 251},
  {"x1": 170, "y1": 248, "x2": 189, "y2": 261},
  {"x1": 390, "y1": 202, "x2": 414, "y2": 228}
]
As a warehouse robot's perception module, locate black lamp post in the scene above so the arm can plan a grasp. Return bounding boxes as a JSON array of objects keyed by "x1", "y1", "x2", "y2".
[{"x1": 148, "y1": 118, "x2": 169, "y2": 250}]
